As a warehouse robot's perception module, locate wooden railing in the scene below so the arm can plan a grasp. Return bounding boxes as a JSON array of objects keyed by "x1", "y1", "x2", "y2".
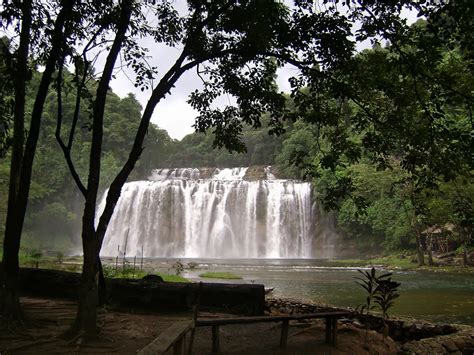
[
  {"x1": 196, "y1": 311, "x2": 351, "y2": 353},
  {"x1": 137, "y1": 320, "x2": 194, "y2": 355}
]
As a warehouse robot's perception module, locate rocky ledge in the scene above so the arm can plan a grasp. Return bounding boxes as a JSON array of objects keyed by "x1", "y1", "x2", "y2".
[{"x1": 266, "y1": 297, "x2": 474, "y2": 354}]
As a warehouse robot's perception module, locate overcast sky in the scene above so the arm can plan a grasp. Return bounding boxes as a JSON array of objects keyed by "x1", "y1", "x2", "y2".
[
  {"x1": 108, "y1": 3, "x2": 418, "y2": 141},
  {"x1": 109, "y1": 51, "x2": 296, "y2": 140}
]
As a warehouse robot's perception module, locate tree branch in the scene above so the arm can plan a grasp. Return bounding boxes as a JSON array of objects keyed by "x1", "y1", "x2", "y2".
[{"x1": 55, "y1": 59, "x2": 87, "y2": 197}]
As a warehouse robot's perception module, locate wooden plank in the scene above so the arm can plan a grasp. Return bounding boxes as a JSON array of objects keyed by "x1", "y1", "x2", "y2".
[
  {"x1": 196, "y1": 311, "x2": 350, "y2": 326},
  {"x1": 280, "y1": 319, "x2": 289, "y2": 349},
  {"x1": 138, "y1": 320, "x2": 193, "y2": 355},
  {"x1": 196, "y1": 311, "x2": 350, "y2": 352}
]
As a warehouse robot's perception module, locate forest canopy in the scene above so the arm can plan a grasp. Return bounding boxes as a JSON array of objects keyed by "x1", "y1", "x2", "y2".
[{"x1": 0, "y1": 0, "x2": 472, "y2": 333}]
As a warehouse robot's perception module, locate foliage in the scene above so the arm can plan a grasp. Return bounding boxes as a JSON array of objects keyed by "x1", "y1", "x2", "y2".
[
  {"x1": 199, "y1": 271, "x2": 242, "y2": 280},
  {"x1": 277, "y1": 16, "x2": 473, "y2": 256},
  {"x1": 0, "y1": 0, "x2": 471, "y2": 329},
  {"x1": 355, "y1": 267, "x2": 392, "y2": 315},
  {"x1": 373, "y1": 279, "x2": 401, "y2": 320},
  {"x1": 171, "y1": 259, "x2": 184, "y2": 276},
  {"x1": 102, "y1": 264, "x2": 189, "y2": 282}
]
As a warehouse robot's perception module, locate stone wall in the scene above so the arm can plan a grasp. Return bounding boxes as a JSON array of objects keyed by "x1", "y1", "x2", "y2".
[{"x1": 19, "y1": 268, "x2": 266, "y2": 315}]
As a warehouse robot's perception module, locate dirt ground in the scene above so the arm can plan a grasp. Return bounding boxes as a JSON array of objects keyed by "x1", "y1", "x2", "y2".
[{"x1": 0, "y1": 297, "x2": 400, "y2": 354}]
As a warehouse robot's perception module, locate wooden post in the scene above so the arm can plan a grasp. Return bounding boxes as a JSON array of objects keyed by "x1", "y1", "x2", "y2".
[
  {"x1": 211, "y1": 325, "x2": 220, "y2": 353},
  {"x1": 173, "y1": 333, "x2": 185, "y2": 355},
  {"x1": 133, "y1": 256, "x2": 136, "y2": 277},
  {"x1": 324, "y1": 317, "x2": 338, "y2": 345},
  {"x1": 331, "y1": 317, "x2": 337, "y2": 345},
  {"x1": 325, "y1": 317, "x2": 332, "y2": 344},
  {"x1": 188, "y1": 282, "x2": 203, "y2": 355},
  {"x1": 280, "y1": 319, "x2": 289, "y2": 348},
  {"x1": 123, "y1": 229, "x2": 129, "y2": 271}
]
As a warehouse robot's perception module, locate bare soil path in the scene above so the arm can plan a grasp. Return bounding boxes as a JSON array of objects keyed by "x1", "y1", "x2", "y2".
[{"x1": 0, "y1": 297, "x2": 400, "y2": 354}]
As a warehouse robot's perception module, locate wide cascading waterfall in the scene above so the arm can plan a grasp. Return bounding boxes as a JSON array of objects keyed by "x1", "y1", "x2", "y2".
[{"x1": 100, "y1": 167, "x2": 336, "y2": 258}]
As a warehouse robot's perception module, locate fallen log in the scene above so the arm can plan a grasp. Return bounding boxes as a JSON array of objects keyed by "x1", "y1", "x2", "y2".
[{"x1": 18, "y1": 268, "x2": 265, "y2": 315}]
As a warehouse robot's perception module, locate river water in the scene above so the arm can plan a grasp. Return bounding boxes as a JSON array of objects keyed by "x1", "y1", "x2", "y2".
[{"x1": 136, "y1": 258, "x2": 474, "y2": 326}]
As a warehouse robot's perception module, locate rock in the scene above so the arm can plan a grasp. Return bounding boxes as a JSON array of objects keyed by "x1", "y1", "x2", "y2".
[
  {"x1": 442, "y1": 324, "x2": 458, "y2": 334},
  {"x1": 243, "y1": 166, "x2": 267, "y2": 180},
  {"x1": 437, "y1": 251, "x2": 457, "y2": 259},
  {"x1": 453, "y1": 338, "x2": 466, "y2": 350},
  {"x1": 443, "y1": 339, "x2": 459, "y2": 352},
  {"x1": 141, "y1": 274, "x2": 164, "y2": 282}
]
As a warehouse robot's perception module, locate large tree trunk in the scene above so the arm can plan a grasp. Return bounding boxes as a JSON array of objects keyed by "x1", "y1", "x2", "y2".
[
  {"x1": 70, "y1": 218, "x2": 100, "y2": 336},
  {"x1": 75, "y1": 241, "x2": 99, "y2": 334},
  {"x1": 415, "y1": 231, "x2": 425, "y2": 267},
  {"x1": 1, "y1": 0, "x2": 75, "y2": 322},
  {"x1": 67, "y1": 0, "x2": 133, "y2": 337},
  {"x1": 1, "y1": 238, "x2": 22, "y2": 321},
  {"x1": 1, "y1": 0, "x2": 33, "y2": 322}
]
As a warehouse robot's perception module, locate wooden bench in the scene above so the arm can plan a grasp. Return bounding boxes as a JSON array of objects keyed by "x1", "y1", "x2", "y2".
[
  {"x1": 196, "y1": 311, "x2": 351, "y2": 353},
  {"x1": 137, "y1": 320, "x2": 194, "y2": 355}
]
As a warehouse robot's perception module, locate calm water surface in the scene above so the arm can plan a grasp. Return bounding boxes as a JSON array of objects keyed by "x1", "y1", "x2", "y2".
[{"x1": 138, "y1": 258, "x2": 474, "y2": 325}]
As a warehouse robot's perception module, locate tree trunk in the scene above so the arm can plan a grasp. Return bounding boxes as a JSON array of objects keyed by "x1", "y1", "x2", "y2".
[
  {"x1": 0, "y1": 243, "x2": 22, "y2": 322},
  {"x1": 67, "y1": 1, "x2": 133, "y2": 336},
  {"x1": 415, "y1": 231, "x2": 425, "y2": 267},
  {"x1": 98, "y1": 257, "x2": 106, "y2": 306},
  {"x1": 0, "y1": 0, "x2": 33, "y2": 321},
  {"x1": 427, "y1": 234, "x2": 434, "y2": 266},
  {"x1": 462, "y1": 243, "x2": 469, "y2": 267},
  {"x1": 1, "y1": 0, "x2": 74, "y2": 322},
  {"x1": 71, "y1": 225, "x2": 100, "y2": 335}
]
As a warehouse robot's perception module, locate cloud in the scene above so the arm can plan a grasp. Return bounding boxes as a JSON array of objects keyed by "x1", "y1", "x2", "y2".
[{"x1": 153, "y1": 98, "x2": 197, "y2": 140}]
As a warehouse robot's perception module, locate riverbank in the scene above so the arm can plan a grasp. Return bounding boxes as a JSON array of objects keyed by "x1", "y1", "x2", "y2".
[
  {"x1": 326, "y1": 252, "x2": 474, "y2": 273},
  {"x1": 16, "y1": 252, "x2": 474, "y2": 276},
  {"x1": 266, "y1": 297, "x2": 474, "y2": 354},
  {"x1": 12, "y1": 255, "x2": 474, "y2": 325}
]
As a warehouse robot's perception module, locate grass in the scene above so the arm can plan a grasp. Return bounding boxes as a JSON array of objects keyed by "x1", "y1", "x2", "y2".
[
  {"x1": 157, "y1": 273, "x2": 189, "y2": 282},
  {"x1": 199, "y1": 271, "x2": 242, "y2": 280},
  {"x1": 103, "y1": 264, "x2": 190, "y2": 282}
]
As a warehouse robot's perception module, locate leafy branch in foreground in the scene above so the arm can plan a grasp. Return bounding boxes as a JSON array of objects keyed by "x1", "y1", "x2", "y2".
[
  {"x1": 356, "y1": 267, "x2": 401, "y2": 340},
  {"x1": 373, "y1": 278, "x2": 401, "y2": 320},
  {"x1": 355, "y1": 267, "x2": 392, "y2": 315}
]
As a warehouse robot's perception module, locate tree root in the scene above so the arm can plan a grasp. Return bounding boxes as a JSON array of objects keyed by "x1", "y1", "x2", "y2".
[
  {"x1": 4, "y1": 339, "x2": 56, "y2": 354},
  {"x1": 0, "y1": 315, "x2": 27, "y2": 334}
]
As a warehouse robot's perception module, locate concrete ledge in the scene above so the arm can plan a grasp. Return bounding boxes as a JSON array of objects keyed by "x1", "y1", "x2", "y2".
[{"x1": 18, "y1": 268, "x2": 265, "y2": 315}]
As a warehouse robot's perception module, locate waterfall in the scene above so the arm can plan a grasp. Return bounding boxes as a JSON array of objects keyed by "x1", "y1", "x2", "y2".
[{"x1": 100, "y1": 167, "x2": 336, "y2": 258}]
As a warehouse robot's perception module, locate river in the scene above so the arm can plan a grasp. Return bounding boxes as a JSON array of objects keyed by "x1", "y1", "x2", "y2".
[{"x1": 137, "y1": 258, "x2": 474, "y2": 326}]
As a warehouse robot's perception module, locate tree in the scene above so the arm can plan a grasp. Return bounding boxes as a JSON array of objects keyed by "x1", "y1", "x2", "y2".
[
  {"x1": 3, "y1": 0, "x2": 460, "y2": 334},
  {"x1": 54, "y1": 0, "x2": 420, "y2": 335},
  {"x1": 1, "y1": 0, "x2": 77, "y2": 322},
  {"x1": 278, "y1": 5, "x2": 472, "y2": 261}
]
